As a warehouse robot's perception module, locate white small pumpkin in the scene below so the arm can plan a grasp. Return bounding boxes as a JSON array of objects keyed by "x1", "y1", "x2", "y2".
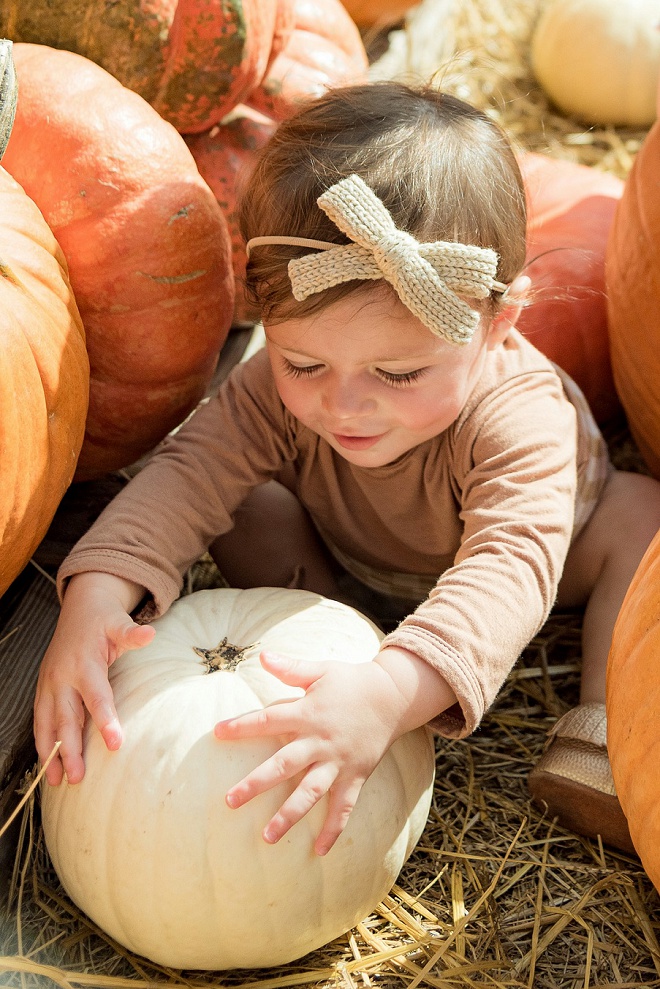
[
  {"x1": 41, "y1": 587, "x2": 435, "y2": 970},
  {"x1": 531, "y1": 0, "x2": 660, "y2": 127}
]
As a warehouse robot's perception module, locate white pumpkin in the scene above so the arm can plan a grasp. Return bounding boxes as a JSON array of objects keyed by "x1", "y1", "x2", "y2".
[
  {"x1": 41, "y1": 587, "x2": 435, "y2": 970},
  {"x1": 531, "y1": 0, "x2": 660, "y2": 127}
]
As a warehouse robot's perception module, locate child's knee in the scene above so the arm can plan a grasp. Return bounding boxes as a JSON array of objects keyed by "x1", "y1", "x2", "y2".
[
  {"x1": 559, "y1": 470, "x2": 660, "y2": 606},
  {"x1": 598, "y1": 470, "x2": 660, "y2": 540},
  {"x1": 209, "y1": 482, "x2": 341, "y2": 596}
]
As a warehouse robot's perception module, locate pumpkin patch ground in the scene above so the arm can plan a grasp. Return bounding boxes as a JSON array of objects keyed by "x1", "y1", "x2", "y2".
[{"x1": 3, "y1": 0, "x2": 660, "y2": 984}]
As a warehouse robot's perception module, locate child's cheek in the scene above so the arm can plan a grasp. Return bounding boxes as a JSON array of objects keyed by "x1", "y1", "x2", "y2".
[{"x1": 273, "y1": 374, "x2": 313, "y2": 423}]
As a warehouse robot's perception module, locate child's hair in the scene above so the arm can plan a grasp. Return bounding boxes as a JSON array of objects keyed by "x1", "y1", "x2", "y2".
[{"x1": 240, "y1": 81, "x2": 527, "y2": 324}]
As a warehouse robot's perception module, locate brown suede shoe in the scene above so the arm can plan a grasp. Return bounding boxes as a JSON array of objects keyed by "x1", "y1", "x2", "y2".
[{"x1": 528, "y1": 702, "x2": 636, "y2": 855}]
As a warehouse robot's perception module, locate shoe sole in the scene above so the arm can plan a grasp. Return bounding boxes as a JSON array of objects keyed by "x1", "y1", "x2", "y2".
[{"x1": 528, "y1": 768, "x2": 637, "y2": 855}]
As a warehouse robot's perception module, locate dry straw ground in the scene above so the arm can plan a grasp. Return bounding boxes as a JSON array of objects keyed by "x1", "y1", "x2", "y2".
[{"x1": 2, "y1": 0, "x2": 660, "y2": 985}]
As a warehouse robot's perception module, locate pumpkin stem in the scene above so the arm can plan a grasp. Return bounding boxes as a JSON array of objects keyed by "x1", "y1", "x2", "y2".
[
  {"x1": 0, "y1": 40, "x2": 17, "y2": 161},
  {"x1": 193, "y1": 637, "x2": 257, "y2": 673}
]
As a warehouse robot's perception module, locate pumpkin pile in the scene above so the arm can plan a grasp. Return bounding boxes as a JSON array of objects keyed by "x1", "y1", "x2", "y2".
[
  {"x1": 2, "y1": 43, "x2": 234, "y2": 482},
  {"x1": 3, "y1": 44, "x2": 236, "y2": 482},
  {"x1": 40, "y1": 587, "x2": 436, "y2": 970},
  {"x1": 0, "y1": 5, "x2": 369, "y2": 588},
  {"x1": 0, "y1": 0, "x2": 369, "y2": 133}
]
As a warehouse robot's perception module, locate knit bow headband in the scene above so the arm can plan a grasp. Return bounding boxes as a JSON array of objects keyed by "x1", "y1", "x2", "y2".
[{"x1": 246, "y1": 173, "x2": 508, "y2": 345}]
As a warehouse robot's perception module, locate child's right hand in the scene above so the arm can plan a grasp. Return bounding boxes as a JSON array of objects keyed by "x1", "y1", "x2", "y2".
[{"x1": 34, "y1": 571, "x2": 155, "y2": 786}]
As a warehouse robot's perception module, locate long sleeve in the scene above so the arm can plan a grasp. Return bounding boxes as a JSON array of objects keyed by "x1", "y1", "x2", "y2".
[
  {"x1": 381, "y1": 365, "x2": 579, "y2": 739},
  {"x1": 57, "y1": 351, "x2": 297, "y2": 613}
]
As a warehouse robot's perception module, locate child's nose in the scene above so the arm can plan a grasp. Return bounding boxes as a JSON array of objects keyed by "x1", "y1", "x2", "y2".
[{"x1": 321, "y1": 377, "x2": 375, "y2": 417}]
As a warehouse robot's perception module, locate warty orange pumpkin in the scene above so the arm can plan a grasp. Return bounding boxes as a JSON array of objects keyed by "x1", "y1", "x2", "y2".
[
  {"x1": 0, "y1": 41, "x2": 89, "y2": 593},
  {"x1": 3, "y1": 43, "x2": 234, "y2": 481},
  {"x1": 0, "y1": 0, "x2": 367, "y2": 134}
]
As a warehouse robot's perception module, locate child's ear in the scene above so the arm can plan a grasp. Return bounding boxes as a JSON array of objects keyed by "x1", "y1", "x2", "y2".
[{"x1": 486, "y1": 275, "x2": 531, "y2": 350}]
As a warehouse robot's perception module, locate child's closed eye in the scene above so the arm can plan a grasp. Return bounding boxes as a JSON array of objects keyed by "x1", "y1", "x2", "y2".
[
  {"x1": 280, "y1": 358, "x2": 323, "y2": 379},
  {"x1": 279, "y1": 356, "x2": 430, "y2": 387},
  {"x1": 374, "y1": 367, "x2": 430, "y2": 387}
]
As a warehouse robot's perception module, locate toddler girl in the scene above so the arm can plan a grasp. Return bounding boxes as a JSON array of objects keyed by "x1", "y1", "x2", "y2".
[{"x1": 35, "y1": 82, "x2": 660, "y2": 857}]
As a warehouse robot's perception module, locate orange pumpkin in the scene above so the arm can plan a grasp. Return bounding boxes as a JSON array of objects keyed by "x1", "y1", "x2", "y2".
[
  {"x1": 186, "y1": 106, "x2": 278, "y2": 325},
  {"x1": 0, "y1": 0, "x2": 367, "y2": 134},
  {"x1": 607, "y1": 529, "x2": 660, "y2": 882},
  {"x1": 606, "y1": 84, "x2": 660, "y2": 475},
  {"x1": 340, "y1": 0, "x2": 420, "y2": 28},
  {"x1": 247, "y1": 0, "x2": 368, "y2": 121},
  {"x1": 0, "y1": 164, "x2": 89, "y2": 594},
  {"x1": 518, "y1": 152, "x2": 624, "y2": 424},
  {"x1": 3, "y1": 44, "x2": 234, "y2": 481}
]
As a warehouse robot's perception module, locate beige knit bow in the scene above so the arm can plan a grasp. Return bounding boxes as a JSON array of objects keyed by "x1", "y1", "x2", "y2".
[{"x1": 246, "y1": 174, "x2": 507, "y2": 345}]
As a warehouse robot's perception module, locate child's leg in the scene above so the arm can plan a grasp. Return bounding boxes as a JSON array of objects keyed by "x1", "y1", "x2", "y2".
[
  {"x1": 529, "y1": 468, "x2": 660, "y2": 851},
  {"x1": 556, "y1": 469, "x2": 660, "y2": 702},
  {"x1": 209, "y1": 481, "x2": 344, "y2": 599}
]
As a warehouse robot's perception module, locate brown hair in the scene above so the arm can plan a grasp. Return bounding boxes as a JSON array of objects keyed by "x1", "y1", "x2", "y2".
[{"x1": 240, "y1": 81, "x2": 527, "y2": 323}]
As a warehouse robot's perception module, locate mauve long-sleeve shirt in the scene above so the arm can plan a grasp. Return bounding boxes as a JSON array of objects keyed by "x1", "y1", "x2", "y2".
[{"x1": 58, "y1": 328, "x2": 587, "y2": 738}]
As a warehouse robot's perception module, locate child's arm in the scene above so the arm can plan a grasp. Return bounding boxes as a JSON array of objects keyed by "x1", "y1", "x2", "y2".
[
  {"x1": 34, "y1": 572, "x2": 155, "y2": 786},
  {"x1": 214, "y1": 645, "x2": 456, "y2": 856}
]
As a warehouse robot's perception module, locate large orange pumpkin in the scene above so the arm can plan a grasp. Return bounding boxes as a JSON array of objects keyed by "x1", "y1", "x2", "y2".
[
  {"x1": 607, "y1": 529, "x2": 660, "y2": 883},
  {"x1": 518, "y1": 152, "x2": 624, "y2": 424},
  {"x1": 606, "y1": 83, "x2": 660, "y2": 476},
  {"x1": 1, "y1": 43, "x2": 89, "y2": 594},
  {"x1": 0, "y1": 0, "x2": 367, "y2": 134},
  {"x1": 3, "y1": 44, "x2": 234, "y2": 481}
]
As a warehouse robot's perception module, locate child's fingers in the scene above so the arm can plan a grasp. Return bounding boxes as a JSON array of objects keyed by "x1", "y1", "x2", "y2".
[
  {"x1": 113, "y1": 620, "x2": 155, "y2": 654},
  {"x1": 34, "y1": 695, "x2": 64, "y2": 786},
  {"x1": 43, "y1": 671, "x2": 123, "y2": 787},
  {"x1": 214, "y1": 701, "x2": 301, "y2": 740},
  {"x1": 313, "y1": 779, "x2": 364, "y2": 856},
  {"x1": 259, "y1": 650, "x2": 327, "y2": 689},
  {"x1": 52, "y1": 687, "x2": 86, "y2": 785},
  {"x1": 262, "y1": 763, "x2": 338, "y2": 847},
  {"x1": 80, "y1": 669, "x2": 123, "y2": 753},
  {"x1": 224, "y1": 738, "x2": 318, "y2": 808}
]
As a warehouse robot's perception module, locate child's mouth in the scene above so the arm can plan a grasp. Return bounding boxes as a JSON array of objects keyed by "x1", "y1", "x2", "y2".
[{"x1": 333, "y1": 433, "x2": 384, "y2": 451}]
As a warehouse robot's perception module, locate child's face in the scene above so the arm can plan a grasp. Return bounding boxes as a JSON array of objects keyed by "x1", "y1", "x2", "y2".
[{"x1": 264, "y1": 285, "x2": 505, "y2": 468}]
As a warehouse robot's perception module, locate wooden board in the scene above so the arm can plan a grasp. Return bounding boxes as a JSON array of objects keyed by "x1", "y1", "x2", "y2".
[
  {"x1": 0, "y1": 567, "x2": 59, "y2": 887},
  {"x1": 0, "y1": 475, "x2": 127, "y2": 886}
]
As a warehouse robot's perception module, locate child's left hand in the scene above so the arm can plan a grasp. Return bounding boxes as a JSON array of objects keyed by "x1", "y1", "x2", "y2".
[{"x1": 214, "y1": 650, "x2": 419, "y2": 856}]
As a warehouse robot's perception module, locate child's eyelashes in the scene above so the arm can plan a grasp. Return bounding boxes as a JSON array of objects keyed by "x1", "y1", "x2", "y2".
[
  {"x1": 281, "y1": 359, "x2": 322, "y2": 379},
  {"x1": 280, "y1": 357, "x2": 430, "y2": 387},
  {"x1": 375, "y1": 367, "x2": 430, "y2": 387}
]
